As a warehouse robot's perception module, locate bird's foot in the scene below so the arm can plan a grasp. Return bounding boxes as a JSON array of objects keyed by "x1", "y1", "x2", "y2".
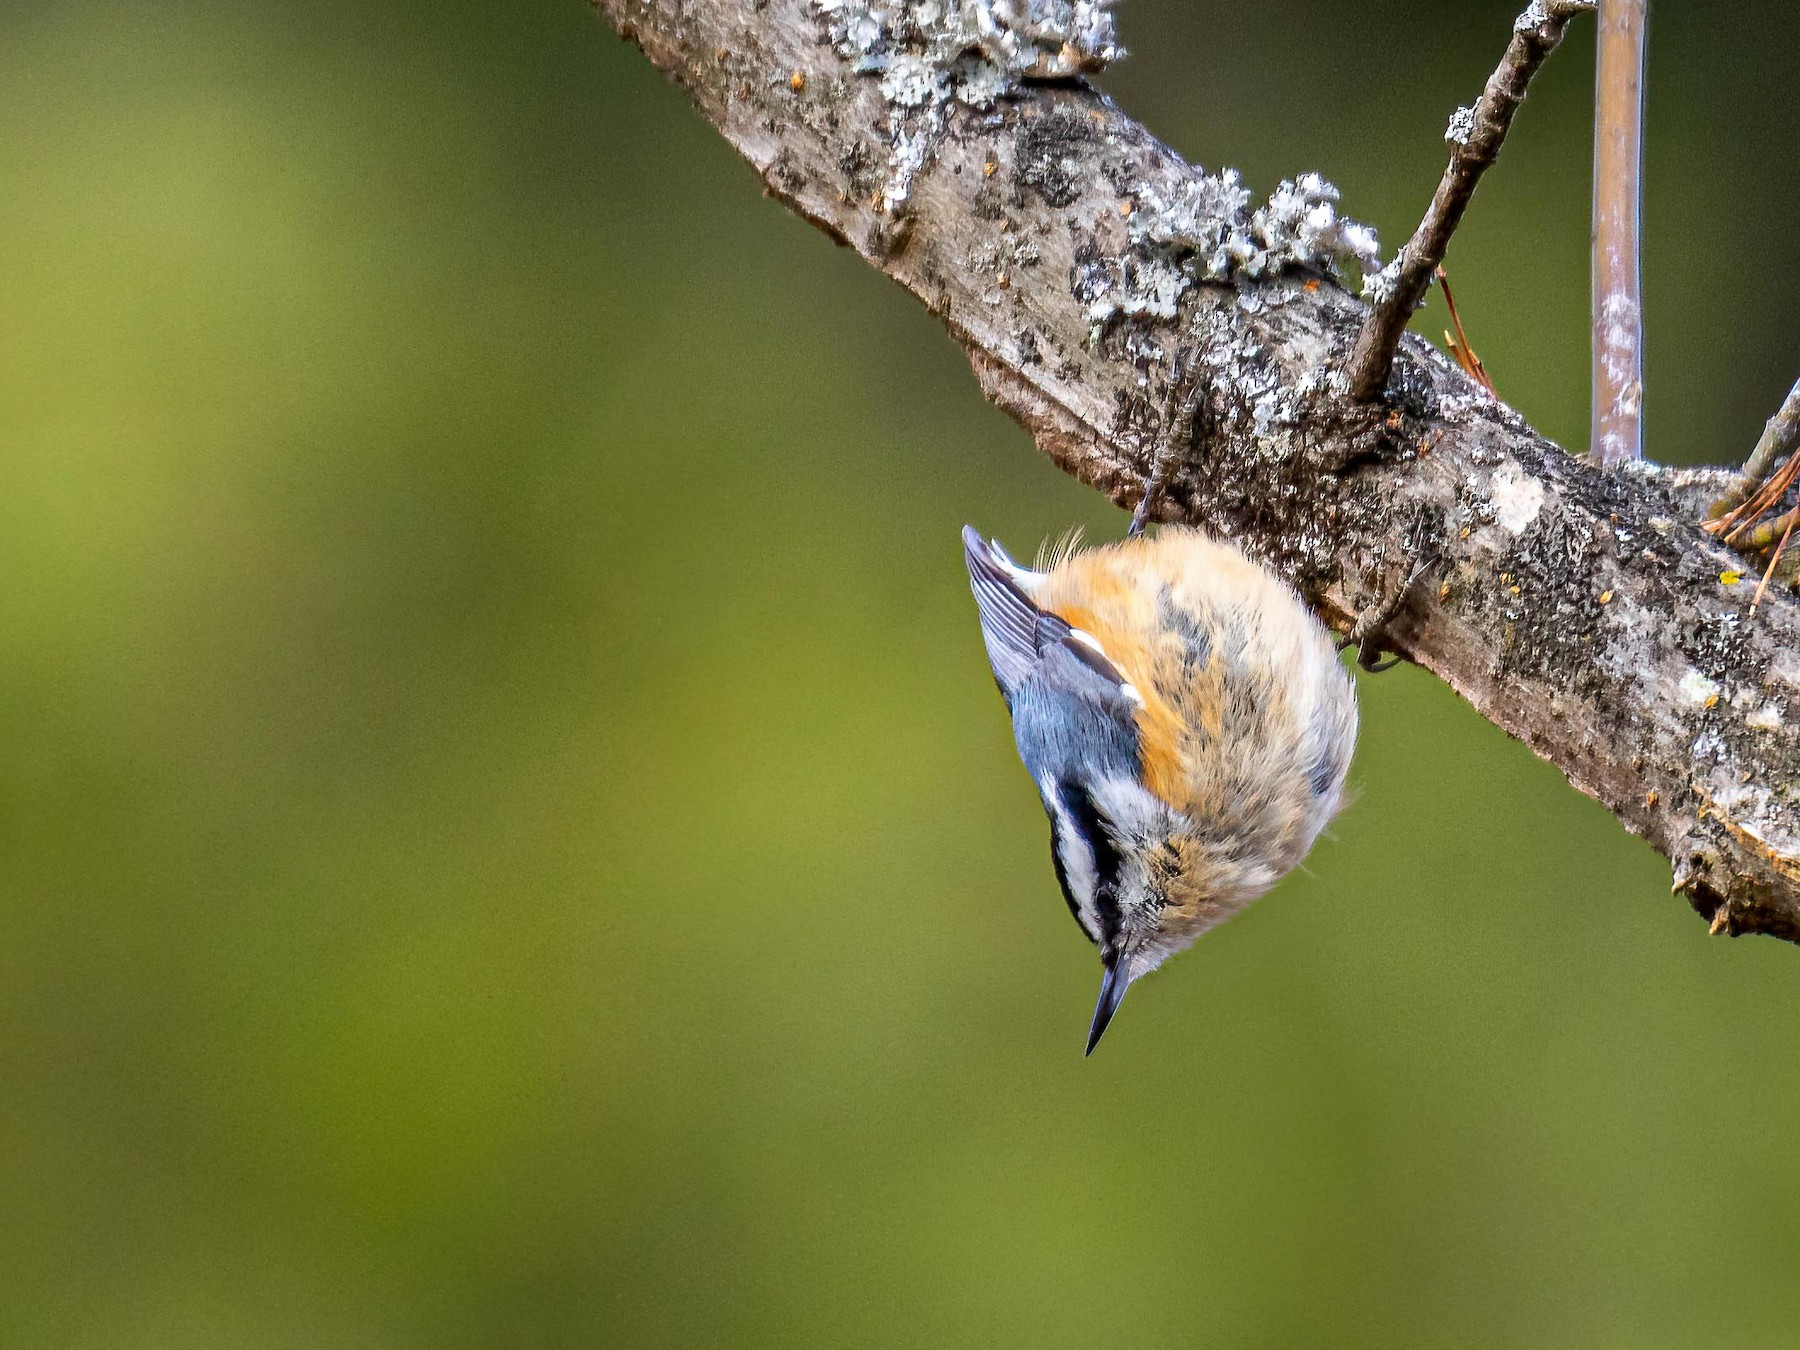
[
  {"x1": 1128, "y1": 377, "x2": 1208, "y2": 539},
  {"x1": 1338, "y1": 555, "x2": 1440, "y2": 673}
]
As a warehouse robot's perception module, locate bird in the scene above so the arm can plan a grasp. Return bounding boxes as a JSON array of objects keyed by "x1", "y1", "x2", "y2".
[{"x1": 962, "y1": 521, "x2": 1357, "y2": 1054}]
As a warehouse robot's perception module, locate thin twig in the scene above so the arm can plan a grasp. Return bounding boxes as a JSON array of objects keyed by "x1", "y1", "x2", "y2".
[
  {"x1": 1752, "y1": 509, "x2": 1799, "y2": 614},
  {"x1": 1723, "y1": 455, "x2": 1800, "y2": 545},
  {"x1": 1345, "y1": 0, "x2": 1596, "y2": 401},
  {"x1": 1726, "y1": 474, "x2": 1797, "y2": 544},
  {"x1": 1703, "y1": 409, "x2": 1800, "y2": 610},
  {"x1": 1589, "y1": 0, "x2": 1647, "y2": 467},
  {"x1": 1712, "y1": 443, "x2": 1800, "y2": 546},
  {"x1": 1709, "y1": 375, "x2": 1800, "y2": 521},
  {"x1": 1435, "y1": 265, "x2": 1496, "y2": 397},
  {"x1": 1736, "y1": 502, "x2": 1800, "y2": 555}
]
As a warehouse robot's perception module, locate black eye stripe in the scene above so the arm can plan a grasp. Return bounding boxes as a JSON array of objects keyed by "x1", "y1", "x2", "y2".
[{"x1": 1056, "y1": 781, "x2": 1125, "y2": 948}]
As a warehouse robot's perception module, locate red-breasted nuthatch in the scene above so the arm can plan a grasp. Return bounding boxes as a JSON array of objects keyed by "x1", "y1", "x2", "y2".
[{"x1": 963, "y1": 522, "x2": 1357, "y2": 1054}]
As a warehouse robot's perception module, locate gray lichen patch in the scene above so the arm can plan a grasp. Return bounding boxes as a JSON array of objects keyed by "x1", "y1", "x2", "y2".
[
  {"x1": 1514, "y1": 1, "x2": 1551, "y2": 32},
  {"x1": 1132, "y1": 171, "x2": 1379, "y2": 285},
  {"x1": 1087, "y1": 170, "x2": 1383, "y2": 336},
  {"x1": 967, "y1": 228, "x2": 1043, "y2": 306},
  {"x1": 1077, "y1": 249, "x2": 1188, "y2": 329},
  {"x1": 814, "y1": 0, "x2": 1123, "y2": 209},
  {"x1": 815, "y1": 0, "x2": 1123, "y2": 108},
  {"x1": 816, "y1": 0, "x2": 1383, "y2": 322}
]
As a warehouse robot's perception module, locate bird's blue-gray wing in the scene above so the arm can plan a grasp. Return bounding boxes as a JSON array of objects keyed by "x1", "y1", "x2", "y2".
[
  {"x1": 962, "y1": 525, "x2": 1046, "y2": 695},
  {"x1": 962, "y1": 525, "x2": 1131, "y2": 700},
  {"x1": 962, "y1": 526, "x2": 1145, "y2": 979}
]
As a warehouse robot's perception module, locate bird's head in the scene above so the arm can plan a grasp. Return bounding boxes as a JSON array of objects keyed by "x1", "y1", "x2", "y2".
[{"x1": 1040, "y1": 772, "x2": 1263, "y2": 1053}]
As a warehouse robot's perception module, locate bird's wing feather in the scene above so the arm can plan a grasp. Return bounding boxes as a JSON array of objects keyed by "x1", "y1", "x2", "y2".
[
  {"x1": 963, "y1": 526, "x2": 1041, "y2": 692},
  {"x1": 963, "y1": 526, "x2": 1131, "y2": 699}
]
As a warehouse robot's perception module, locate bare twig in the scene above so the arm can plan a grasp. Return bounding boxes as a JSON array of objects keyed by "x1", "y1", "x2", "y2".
[
  {"x1": 1708, "y1": 387, "x2": 1800, "y2": 550},
  {"x1": 1710, "y1": 375, "x2": 1800, "y2": 521},
  {"x1": 1345, "y1": 0, "x2": 1596, "y2": 401},
  {"x1": 1727, "y1": 503, "x2": 1800, "y2": 554},
  {"x1": 597, "y1": 0, "x2": 1800, "y2": 942},
  {"x1": 1752, "y1": 510, "x2": 1799, "y2": 614},
  {"x1": 1435, "y1": 265, "x2": 1496, "y2": 397},
  {"x1": 1720, "y1": 452, "x2": 1800, "y2": 546},
  {"x1": 1590, "y1": 0, "x2": 1647, "y2": 467}
]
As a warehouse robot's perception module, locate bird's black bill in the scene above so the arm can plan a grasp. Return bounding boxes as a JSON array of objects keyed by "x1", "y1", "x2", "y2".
[{"x1": 1085, "y1": 956, "x2": 1131, "y2": 1056}]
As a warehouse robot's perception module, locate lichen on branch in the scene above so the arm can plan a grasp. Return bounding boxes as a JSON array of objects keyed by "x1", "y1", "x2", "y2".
[
  {"x1": 816, "y1": 0, "x2": 1123, "y2": 107},
  {"x1": 596, "y1": 0, "x2": 1800, "y2": 945},
  {"x1": 816, "y1": 0, "x2": 1383, "y2": 326}
]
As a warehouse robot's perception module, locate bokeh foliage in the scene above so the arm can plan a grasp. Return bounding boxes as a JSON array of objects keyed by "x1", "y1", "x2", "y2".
[{"x1": 4, "y1": 1, "x2": 1799, "y2": 1345}]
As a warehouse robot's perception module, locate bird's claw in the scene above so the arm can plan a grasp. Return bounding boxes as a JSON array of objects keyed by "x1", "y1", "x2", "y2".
[
  {"x1": 1338, "y1": 554, "x2": 1441, "y2": 673},
  {"x1": 1128, "y1": 376, "x2": 1207, "y2": 539}
]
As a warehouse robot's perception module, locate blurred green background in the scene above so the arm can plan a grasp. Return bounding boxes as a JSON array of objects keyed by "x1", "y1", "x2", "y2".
[{"x1": 4, "y1": 1, "x2": 1799, "y2": 1345}]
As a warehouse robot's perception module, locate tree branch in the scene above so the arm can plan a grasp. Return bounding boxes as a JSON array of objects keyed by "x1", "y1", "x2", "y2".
[
  {"x1": 1345, "y1": 0, "x2": 1596, "y2": 402},
  {"x1": 595, "y1": 0, "x2": 1800, "y2": 943}
]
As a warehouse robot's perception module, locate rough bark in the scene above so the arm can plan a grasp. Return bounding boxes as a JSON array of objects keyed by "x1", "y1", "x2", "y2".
[{"x1": 594, "y1": 0, "x2": 1800, "y2": 943}]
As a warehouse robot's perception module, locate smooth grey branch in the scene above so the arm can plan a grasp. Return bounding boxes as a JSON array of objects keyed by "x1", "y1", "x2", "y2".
[{"x1": 1591, "y1": 0, "x2": 1647, "y2": 467}]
